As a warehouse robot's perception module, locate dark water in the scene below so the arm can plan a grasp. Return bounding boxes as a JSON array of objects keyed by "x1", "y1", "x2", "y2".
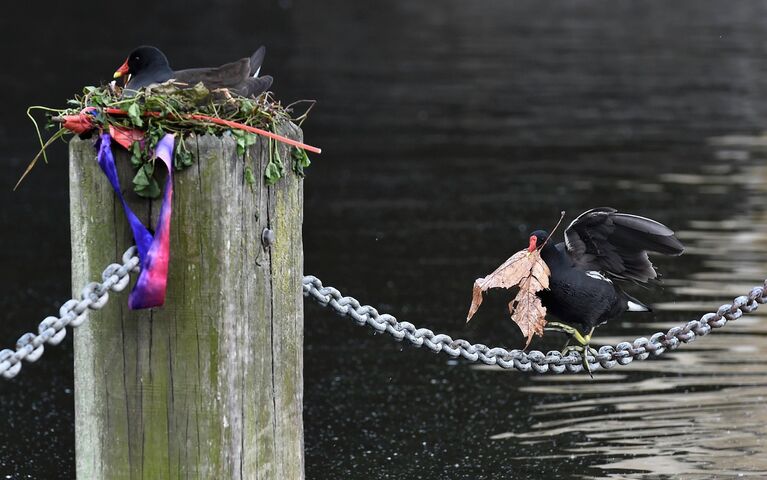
[{"x1": 2, "y1": 1, "x2": 767, "y2": 478}]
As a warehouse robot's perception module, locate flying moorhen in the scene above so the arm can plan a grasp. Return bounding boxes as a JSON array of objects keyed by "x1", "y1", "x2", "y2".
[
  {"x1": 113, "y1": 45, "x2": 273, "y2": 97},
  {"x1": 529, "y1": 207, "x2": 684, "y2": 351}
]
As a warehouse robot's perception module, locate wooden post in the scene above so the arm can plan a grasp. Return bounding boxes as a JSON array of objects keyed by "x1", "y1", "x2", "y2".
[{"x1": 69, "y1": 126, "x2": 304, "y2": 479}]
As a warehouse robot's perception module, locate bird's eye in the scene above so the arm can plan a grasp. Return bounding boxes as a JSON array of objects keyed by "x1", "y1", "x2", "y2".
[{"x1": 134, "y1": 56, "x2": 139, "y2": 60}]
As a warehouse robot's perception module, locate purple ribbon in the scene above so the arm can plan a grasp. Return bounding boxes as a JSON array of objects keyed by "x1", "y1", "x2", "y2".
[{"x1": 95, "y1": 132, "x2": 175, "y2": 309}]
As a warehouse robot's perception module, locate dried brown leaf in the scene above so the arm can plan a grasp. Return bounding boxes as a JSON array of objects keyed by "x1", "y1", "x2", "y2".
[
  {"x1": 511, "y1": 260, "x2": 550, "y2": 347},
  {"x1": 466, "y1": 248, "x2": 551, "y2": 347}
]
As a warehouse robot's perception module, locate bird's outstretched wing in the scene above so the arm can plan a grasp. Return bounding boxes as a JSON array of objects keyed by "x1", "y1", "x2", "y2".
[{"x1": 564, "y1": 207, "x2": 685, "y2": 283}]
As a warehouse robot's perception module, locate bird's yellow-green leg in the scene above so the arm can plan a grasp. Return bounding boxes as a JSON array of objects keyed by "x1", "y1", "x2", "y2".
[
  {"x1": 545, "y1": 323, "x2": 598, "y2": 376},
  {"x1": 545, "y1": 322, "x2": 592, "y2": 345}
]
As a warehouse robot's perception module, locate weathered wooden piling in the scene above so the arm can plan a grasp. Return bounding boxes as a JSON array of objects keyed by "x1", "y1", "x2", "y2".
[{"x1": 69, "y1": 125, "x2": 304, "y2": 479}]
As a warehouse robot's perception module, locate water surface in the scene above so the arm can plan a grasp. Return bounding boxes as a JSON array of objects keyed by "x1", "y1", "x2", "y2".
[{"x1": 1, "y1": 1, "x2": 767, "y2": 478}]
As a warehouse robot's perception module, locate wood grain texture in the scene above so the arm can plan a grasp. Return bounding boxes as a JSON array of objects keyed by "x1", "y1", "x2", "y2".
[{"x1": 70, "y1": 126, "x2": 304, "y2": 480}]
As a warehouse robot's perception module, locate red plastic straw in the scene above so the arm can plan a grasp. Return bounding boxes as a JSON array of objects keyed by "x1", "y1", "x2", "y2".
[{"x1": 104, "y1": 107, "x2": 322, "y2": 154}]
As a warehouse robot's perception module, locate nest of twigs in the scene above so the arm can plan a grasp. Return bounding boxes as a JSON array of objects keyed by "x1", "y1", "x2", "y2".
[{"x1": 19, "y1": 82, "x2": 315, "y2": 196}]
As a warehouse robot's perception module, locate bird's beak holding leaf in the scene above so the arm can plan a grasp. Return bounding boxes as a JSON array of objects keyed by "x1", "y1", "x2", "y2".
[
  {"x1": 114, "y1": 60, "x2": 130, "y2": 79},
  {"x1": 528, "y1": 235, "x2": 538, "y2": 253}
]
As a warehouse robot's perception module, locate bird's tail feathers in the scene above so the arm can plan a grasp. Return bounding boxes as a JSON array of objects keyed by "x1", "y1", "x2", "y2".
[
  {"x1": 250, "y1": 46, "x2": 266, "y2": 77},
  {"x1": 625, "y1": 292, "x2": 652, "y2": 312},
  {"x1": 244, "y1": 75, "x2": 273, "y2": 97}
]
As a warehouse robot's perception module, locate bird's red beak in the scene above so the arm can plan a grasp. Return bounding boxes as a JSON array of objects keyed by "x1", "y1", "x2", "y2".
[
  {"x1": 113, "y1": 59, "x2": 130, "y2": 79},
  {"x1": 528, "y1": 235, "x2": 538, "y2": 253}
]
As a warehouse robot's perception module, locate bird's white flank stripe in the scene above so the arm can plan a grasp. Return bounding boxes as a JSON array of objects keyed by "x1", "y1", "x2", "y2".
[{"x1": 585, "y1": 270, "x2": 613, "y2": 284}]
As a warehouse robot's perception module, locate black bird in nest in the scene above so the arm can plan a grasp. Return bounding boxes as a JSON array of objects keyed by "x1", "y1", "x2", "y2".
[
  {"x1": 113, "y1": 45, "x2": 273, "y2": 98},
  {"x1": 529, "y1": 207, "x2": 684, "y2": 371}
]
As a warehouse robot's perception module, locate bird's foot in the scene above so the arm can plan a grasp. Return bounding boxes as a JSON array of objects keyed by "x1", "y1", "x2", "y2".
[
  {"x1": 545, "y1": 323, "x2": 597, "y2": 377},
  {"x1": 561, "y1": 344, "x2": 599, "y2": 378}
]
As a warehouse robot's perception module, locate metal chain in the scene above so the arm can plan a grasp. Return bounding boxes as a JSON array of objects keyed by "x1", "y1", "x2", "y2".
[
  {"x1": 2, "y1": 247, "x2": 764, "y2": 379},
  {"x1": 0, "y1": 247, "x2": 139, "y2": 380},
  {"x1": 302, "y1": 275, "x2": 767, "y2": 374}
]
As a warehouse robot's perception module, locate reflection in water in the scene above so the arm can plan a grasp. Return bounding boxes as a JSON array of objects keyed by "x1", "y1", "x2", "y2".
[{"x1": 481, "y1": 136, "x2": 767, "y2": 478}]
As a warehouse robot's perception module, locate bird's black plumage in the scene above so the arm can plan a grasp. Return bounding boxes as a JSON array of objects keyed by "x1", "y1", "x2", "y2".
[
  {"x1": 114, "y1": 45, "x2": 273, "y2": 98},
  {"x1": 532, "y1": 208, "x2": 684, "y2": 333},
  {"x1": 564, "y1": 207, "x2": 685, "y2": 283}
]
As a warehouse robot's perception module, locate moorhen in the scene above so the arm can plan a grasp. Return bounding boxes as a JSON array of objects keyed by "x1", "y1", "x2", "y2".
[
  {"x1": 529, "y1": 207, "x2": 684, "y2": 352},
  {"x1": 113, "y1": 45, "x2": 273, "y2": 97}
]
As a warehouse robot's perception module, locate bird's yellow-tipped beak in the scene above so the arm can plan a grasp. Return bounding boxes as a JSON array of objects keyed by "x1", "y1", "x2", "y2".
[{"x1": 114, "y1": 59, "x2": 130, "y2": 79}]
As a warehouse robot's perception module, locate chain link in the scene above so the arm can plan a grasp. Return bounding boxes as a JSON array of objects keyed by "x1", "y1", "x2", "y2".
[
  {"x1": 302, "y1": 275, "x2": 767, "y2": 374},
  {"x1": 2, "y1": 248, "x2": 763, "y2": 379},
  {"x1": 0, "y1": 247, "x2": 139, "y2": 379}
]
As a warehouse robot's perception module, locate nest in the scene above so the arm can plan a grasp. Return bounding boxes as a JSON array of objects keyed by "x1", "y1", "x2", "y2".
[{"x1": 19, "y1": 82, "x2": 315, "y2": 195}]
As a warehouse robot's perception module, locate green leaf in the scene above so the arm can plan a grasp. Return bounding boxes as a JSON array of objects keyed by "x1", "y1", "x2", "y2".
[
  {"x1": 127, "y1": 102, "x2": 144, "y2": 127},
  {"x1": 186, "y1": 82, "x2": 211, "y2": 102},
  {"x1": 291, "y1": 147, "x2": 311, "y2": 177},
  {"x1": 133, "y1": 163, "x2": 161, "y2": 198},
  {"x1": 174, "y1": 141, "x2": 194, "y2": 170},
  {"x1": 273, "y1": 142, "x2": 285, "y2": 173},
  {"x1": 232, "y1": 130, "x2": 258, "y2": 156},
  {"x1": 264, "y1": 139, "x2": 285, "y2": 185},
  {"x1": 239, "y1": 99, "x2": 255, "y2": 114},
  {"x1": 245, "y1": 165, "x2": 256, "y2": 189},
  {"x1": 146, "y1": 122, "x2": 165, "y2": 147},
  {"x1": 130, "y1": 141, "x2": 143, "y2": 168},
  {"x1": 132, "y1": 163, "x2": 152, "y2": 187},
  {"x1": 265, "y1": 160, "x2": 281, "y2": 185},
  {"x1": 135, "y1": 180, "x2": 162, "y2": 198}
]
